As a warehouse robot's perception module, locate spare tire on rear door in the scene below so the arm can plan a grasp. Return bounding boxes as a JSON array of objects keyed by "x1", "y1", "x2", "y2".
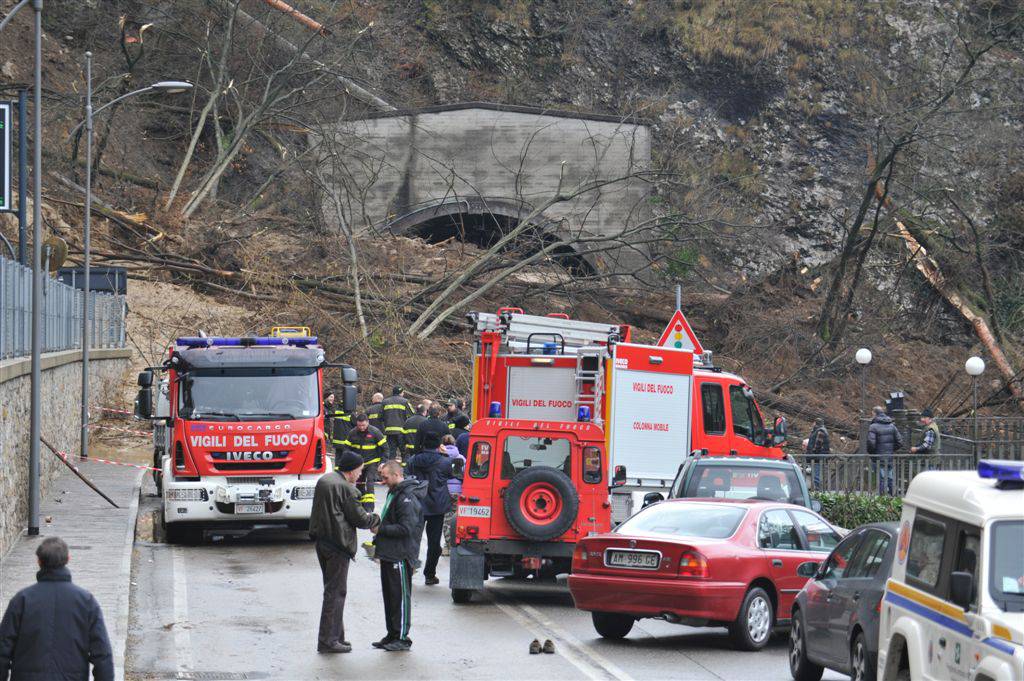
[{"x1": 502, "y1": 466, "x2": 579, "y2": 541}]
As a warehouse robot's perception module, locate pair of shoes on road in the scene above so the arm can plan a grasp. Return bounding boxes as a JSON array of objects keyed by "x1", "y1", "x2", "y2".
[
  {"x1": 424, "y1": 575, "x2": 440, "y2": 586},
  {"x1": 373, "y1": 635, "x2": 412, "y2": 651},
  {"x1": 529, "y1": 639, "x2": 555, "y2": 655},
  {"x1": 318, "y1": 641, "x2": 352, "y2": 654},
  {"x1": 441, "y1": 545, "x2": 450, "y2": 557}
]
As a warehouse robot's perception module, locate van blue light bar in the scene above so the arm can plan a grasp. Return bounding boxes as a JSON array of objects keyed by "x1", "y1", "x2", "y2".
[
  {"x1": 176, "y1": 336, "x2": 318, "y2": 348},
  {"x1": 978, "y1": 460, "x2": 1024, "y2": 482}
]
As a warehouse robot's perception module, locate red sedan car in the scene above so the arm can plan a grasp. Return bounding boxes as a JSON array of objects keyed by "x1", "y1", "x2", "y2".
[{"x1": 568, "y1": 499, "x2": 841, "y2": 650}]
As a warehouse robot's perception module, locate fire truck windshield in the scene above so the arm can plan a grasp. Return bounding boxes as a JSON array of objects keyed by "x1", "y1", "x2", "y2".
[{"x1": 178, "y1": 367, "x2": 319, "y2": 421}]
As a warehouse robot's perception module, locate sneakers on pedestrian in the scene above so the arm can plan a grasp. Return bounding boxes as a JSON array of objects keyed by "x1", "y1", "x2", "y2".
[
  {"x1": 529, "y1": 639, "x2": 542, "y2": 654},
  {"x1": 425, "y1": 575, "x2": 440, "y2": 586},
  {"x1": 317, "y1": 641, "x2": 352, "y2": 654},
  {"x1": 372, "y1": 635, "x2": 395, "y2": 649},
  {"x1": 542, "y1": 639, "x2": 555, "y2": 654},
  {"x1": 382, "y1": 639, "x2": 412, "y2": 652}
]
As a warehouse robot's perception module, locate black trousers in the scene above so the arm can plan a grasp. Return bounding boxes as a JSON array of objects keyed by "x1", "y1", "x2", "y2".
[
  {"x1": 385, "y1": 433, "x2": 404, "y2": 460},
  {"x1": 356, "y1": 461, "x2": 379, "y2": 511},
  {"x1": 316, "y1": 542, "x2": 351, "y2": 648},
  {"x1": 422, "y1": 514, "x2": 444, "y2": 578},
  {"x1": 380, "y1": 559, "x2": 413, "y2": 641}
]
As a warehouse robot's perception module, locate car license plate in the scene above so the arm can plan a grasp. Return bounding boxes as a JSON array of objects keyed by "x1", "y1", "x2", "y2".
[
  {"x1": 605, "y1": 550, "x2": 660, "y2": 569},
  {"x1": 458, "y1": 505, "x2": 491, "y2": 518},
  {"x1": 235, "y1": 503, "x2": 265, "y2": 514}
]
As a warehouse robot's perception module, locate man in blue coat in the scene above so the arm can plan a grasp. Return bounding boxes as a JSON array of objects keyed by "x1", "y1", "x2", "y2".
[
  {"x1": 406, "y1": 432, "x2": 455, "y2": 587},
  {"x1": 0, "y1": 536, "x2": 113, "y2": 681}
]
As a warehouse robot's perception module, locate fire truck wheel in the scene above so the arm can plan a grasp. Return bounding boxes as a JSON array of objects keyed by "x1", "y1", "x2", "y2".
[
  {"x1": 592, "y1": 611, "x2": 634, "y2": 639},
  {"x1": 451, "y1": 588, "x2": 474, "y2": 604},
  {"x1": 502, "y1": 466, "x2": 579, "y2": 542}
]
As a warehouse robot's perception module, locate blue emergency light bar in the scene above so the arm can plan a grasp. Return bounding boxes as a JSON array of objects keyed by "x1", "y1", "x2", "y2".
[
  {"x1": 176, "y1": 336, "x2": 318, "y2": 348},
  {"x1": 978, "y1": 460, "x2": 1024, "y2": 482}
]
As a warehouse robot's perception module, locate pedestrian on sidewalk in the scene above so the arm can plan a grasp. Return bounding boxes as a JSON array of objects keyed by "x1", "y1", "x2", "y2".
[
  {"x1": 0, "y1": 536, "x2": 113, "y2": 681},
  {"x1": 371, "y1": 460, "x2": 425, "y2": 652},
  {"x1": 440, "y1": 434, "x2": 466, "y2": 556},
  {"x1": 804, "y1": 418, "x2": 830, "y2": 488},
  {"x1": 867, "y1": 406, "x2": 903, "y2": 495},
  {"x1": 309, "y1": 451, "x2": 381, "y2": 654},
  {"x1": 910, "y1": 409, "x2": 942, "y2": 456},
  {"x1": 407, "y1": 433, "x2": 455, "y2": 583}
]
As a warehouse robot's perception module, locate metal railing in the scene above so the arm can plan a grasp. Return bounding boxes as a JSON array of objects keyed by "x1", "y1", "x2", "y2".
[
  {"x1": 0, "y1": 255, "x2": 126, "y2": 360},
  {"x1": 793, "y1": 453, "x2": 978, "y2": 496}
]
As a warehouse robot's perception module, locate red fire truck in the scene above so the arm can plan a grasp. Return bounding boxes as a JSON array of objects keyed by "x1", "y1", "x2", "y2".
[
  {"x1": 134, "y1": 334, "x2": 357, "y2": 543},
  {"x1": 450, "y1": 308, "x2": 785, "y2": 602}
]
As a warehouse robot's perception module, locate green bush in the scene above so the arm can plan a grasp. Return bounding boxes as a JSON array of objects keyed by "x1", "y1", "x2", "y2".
[{"x1": 811, "y1": 491, "x2": 902, "y2": 529}]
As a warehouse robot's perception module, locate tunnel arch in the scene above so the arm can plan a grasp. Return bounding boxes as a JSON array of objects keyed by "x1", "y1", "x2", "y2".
[{"x1": 380, "y1": 198, "x2": 598, "y2": 277}]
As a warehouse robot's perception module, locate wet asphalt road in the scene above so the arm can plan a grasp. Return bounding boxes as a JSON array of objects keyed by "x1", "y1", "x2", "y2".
[{"x1": 125, "y1": 482, "x2": 846, "y2": 681}]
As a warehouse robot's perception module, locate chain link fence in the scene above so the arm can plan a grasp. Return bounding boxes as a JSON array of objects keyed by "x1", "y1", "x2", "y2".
[{"x1": 0, "y1": 255, "x2": 126, "y2": 360}]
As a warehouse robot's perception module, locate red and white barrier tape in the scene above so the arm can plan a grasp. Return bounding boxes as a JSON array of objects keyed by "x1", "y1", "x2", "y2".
[{"x1": 100, "y1": 407, "x2": 134, "y2": 417}]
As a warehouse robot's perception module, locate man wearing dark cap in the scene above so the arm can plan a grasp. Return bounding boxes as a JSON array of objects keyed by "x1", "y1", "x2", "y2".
[
  {"x1": 406, "y1": 432, "x2": 454, "y2": 586},
  {"x1": 0, "y1": 536, "x2": 113, "y2": 680},
  {"x1": 911, "y1": 409, "x2": 942, "y2": 455},
  {"x1": 309, "y1": 451, "x2": 380, "y2": 654},
  {"x1": 380, "y1": 387, "x2": 413, "y2": 462}
]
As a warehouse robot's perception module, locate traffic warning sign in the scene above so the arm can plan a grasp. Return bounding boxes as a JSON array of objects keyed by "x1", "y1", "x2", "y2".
[{"x1": 656, "y1": 309, "x2": 704, "y2": 354}]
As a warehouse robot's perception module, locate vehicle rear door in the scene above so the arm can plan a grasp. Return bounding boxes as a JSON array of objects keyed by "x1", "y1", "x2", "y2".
[
  {"x1": 758, "y1": 508, "x2": 821, "y2": 619},
  {"x1": 491, "y1": 430, "x2": 576, "y2": 539},
  {"x1": 804, "y1": 529, "x2": 865, "y2": 667}
]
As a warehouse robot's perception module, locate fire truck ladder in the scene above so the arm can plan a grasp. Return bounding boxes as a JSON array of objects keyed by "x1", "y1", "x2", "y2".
[
  {"x1": 470, "y1": 311, "x2": 623, "y2": 354},
  {"x1": 575, "y1": 347, "x2": 606, "y2": 425}
]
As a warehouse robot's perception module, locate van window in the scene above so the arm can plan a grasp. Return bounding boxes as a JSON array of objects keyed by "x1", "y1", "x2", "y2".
[
  {"x1": 729, "y1": 385, "x2": 764, "y2": 439},
  {"x1": 469, "y1": 441, "x2": 491, "y2": 479},
  {"x1": 954, "y1": 528, "x2": 981, "y2": 610},
  {"x1": 906, "y1": 515, "x2": 946, "y2": 589},
  {"x1": 989, "y1": 520, "x2": 1024, "y2": 612},
  {"x1": 701, "y1": 383, "x2": 726, "y2": 435},
  {"x1": 501, "y1": 436, "x2": 571, "y2": 480}
]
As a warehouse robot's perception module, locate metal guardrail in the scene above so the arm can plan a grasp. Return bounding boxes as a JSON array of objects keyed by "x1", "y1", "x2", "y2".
[
  {"x1": 0, "y1": 255, "x2": 126, "y2": 360},
  {"x1": 793, "y1": 453, "x2": 978, "y2": 496}
]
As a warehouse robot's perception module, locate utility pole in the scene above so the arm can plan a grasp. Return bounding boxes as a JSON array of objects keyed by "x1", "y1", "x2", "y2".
[
  {"x1": 80, "y1": 51, "x2": 92, "y2": 461},
  {"x1": 29, "y1": 0, "x2": 44, "y2": 536},
  {"x1": 17, "y1": 88, "x2": 27, "y2": 265}
]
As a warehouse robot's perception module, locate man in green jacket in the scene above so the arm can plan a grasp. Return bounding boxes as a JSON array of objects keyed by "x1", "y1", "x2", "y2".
[{"x1": 309, "y1": 451, "x2": 380, "y2": 654}]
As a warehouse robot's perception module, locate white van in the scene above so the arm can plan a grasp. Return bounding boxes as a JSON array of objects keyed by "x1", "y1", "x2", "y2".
[{"x1": 877, "y1": 460, "x2": 1024, "y2": 681}]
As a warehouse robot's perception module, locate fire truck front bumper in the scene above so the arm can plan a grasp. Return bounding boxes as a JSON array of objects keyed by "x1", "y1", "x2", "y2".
[{"x1": 162, "y1": 473, "x2": 322, "y2": 524}]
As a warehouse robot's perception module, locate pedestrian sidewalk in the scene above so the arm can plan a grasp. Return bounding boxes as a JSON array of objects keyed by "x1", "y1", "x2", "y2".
[{"x1": 0, "y1": 461, "x2": 144, "y2": 681}]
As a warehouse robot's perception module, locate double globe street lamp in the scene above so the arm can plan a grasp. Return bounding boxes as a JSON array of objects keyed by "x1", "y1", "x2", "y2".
[{"x1": 72, "y1": 51, "x2": 192, "y2": 462}]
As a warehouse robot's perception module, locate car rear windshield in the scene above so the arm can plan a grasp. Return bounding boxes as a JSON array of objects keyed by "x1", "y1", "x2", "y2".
[
  {"x1": 989, "y1": 520, "x2": 1024, "y2": 613},
  {"x1": 682, "y1": 464, "x2": 804, "y2": 505},
  {"x1": 617, "y1": 503, "x2": 747, "y2": 539}
]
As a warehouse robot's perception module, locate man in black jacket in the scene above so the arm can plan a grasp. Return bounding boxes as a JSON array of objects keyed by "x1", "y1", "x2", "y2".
[
  {"x1": 804, "y1": 418, "x2": 830, "y2": 488},
  {"x1": 370, "y1": 461, "x2": 424, "y2": 652},
  {"x1": 0, "y1": 536, "x2": 113, "y2": 681},
  {"x1": 309, "y1": 451, "x2": 380, "y2": 654},
  {"x1": 401, "y1": 403, "x2": 428, "y2": 458},
  {"x1": 414, "y1": 406, "x2": 448, "y2": 453},
  {"x1": 867, "y1": 406, "x2": 903, "y2": 495},
  {"x1": 406, "y1": 433, "x2": 454, "y2": 585}
]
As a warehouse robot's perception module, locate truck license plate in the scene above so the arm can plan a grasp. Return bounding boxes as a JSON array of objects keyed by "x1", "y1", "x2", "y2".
[
  {"x1": 458, "y1": 505, "x2": 491, "y2": 518},
  {"x1": 235, "y1": 503, "x2": 265, "y2": 514},
  {"x1": 605, "y1": 550, "x2": 659, "y2": 569}
]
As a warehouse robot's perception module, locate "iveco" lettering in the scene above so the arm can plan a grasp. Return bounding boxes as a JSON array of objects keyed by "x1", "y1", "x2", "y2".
[{"x1": 225, "y1": 451, "x2": 275, "y2": 461}]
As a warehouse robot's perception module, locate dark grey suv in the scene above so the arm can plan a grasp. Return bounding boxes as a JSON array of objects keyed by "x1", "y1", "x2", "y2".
[{"x1": 789, "y1": 522, "x2": 898, "y2": 681}]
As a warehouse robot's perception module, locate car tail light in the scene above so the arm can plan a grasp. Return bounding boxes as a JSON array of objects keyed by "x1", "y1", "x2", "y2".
[
  {"x1": 573, "y1": 545, "x2": 589, "y2": 565},
  {"x1": 174, "y1": 441, "x2": 185, "y2": 470},
  {"x1": 466, "y1": 526, "x2": 479, "y2": 537},
  {"x1": 313, "y1": 440, "x2": 323, "y2": 471},
  {"x1": 678, "y1": 551, "x2": 709, "y2": 578}
]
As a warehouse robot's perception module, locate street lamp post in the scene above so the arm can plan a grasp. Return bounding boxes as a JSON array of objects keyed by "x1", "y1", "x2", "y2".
[
  {"x1": 855, "y1": 348, "x2": 872, "y2": 417},
  {"x1": 965, "y1": 356, "x2": 986, "y2": 463},
  {"x1": 76, "y1": 65, "x2": 192, "y2": 462}
]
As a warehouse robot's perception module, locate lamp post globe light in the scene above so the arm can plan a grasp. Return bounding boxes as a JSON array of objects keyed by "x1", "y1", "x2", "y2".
[
  {"x1": 855, "y1": 348, "x2": 873, "y2": 365},
  {"x1": 78, "y1": 57, "x2": 192, "y2": 462},
  {"x1": 965, "y1": 356, "x2": 985, "y2": 462}
]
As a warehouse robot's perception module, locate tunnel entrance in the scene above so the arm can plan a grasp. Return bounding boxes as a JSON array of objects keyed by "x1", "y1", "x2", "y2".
[{"x1": 410, "y1": 211, "x2": 596, "y2": 277}]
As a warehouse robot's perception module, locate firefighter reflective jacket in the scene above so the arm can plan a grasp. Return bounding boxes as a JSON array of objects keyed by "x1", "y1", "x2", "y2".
[
  {"x1": 330, "y1": 409, "x2": 352, "y2": 447},
  {"x1": 366, "y1": 402, "x2": 383, "y2": 429},
  {"x1": 380, "y1": 395, "x2": 413, "y2": 435},
  {"x1": 341, "y1": 425, "x2": 387, "y2": 465},
  {"x1": 402, "y1": 414, "x2": 427, "y2": 453}
]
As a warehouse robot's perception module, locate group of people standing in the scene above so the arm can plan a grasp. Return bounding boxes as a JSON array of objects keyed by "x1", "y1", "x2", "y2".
[{"x1": 310, "y1": 388, "x2": 472, "y2": 654}]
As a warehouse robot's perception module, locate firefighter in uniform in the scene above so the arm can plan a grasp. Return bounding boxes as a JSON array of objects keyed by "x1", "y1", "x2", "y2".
[
  {"x1": 402, "y1": 403, "x2": 429, "y2": 457},
  {"x1": 380, "y1": 387, "x2": 413, "y2": 461},
  {"x1": 366, "y1": 392, "x2": 384, "y2": 432},
  {"x1": 340, "y1": 413, "x2": 387, "y2": 511},
  {"x1": 329, "y1": 405, "x2": 352, "y2": 455}
]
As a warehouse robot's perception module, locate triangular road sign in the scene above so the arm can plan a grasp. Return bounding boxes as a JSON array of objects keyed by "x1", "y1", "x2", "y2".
[{"x1": 657, "y1": 309, "x2": 704, "y2": 354}]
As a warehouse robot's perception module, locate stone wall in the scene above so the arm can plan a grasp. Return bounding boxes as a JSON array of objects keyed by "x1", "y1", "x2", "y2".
[{"x1": 0, "y1": 349, "x2": 131, "y2": 556}]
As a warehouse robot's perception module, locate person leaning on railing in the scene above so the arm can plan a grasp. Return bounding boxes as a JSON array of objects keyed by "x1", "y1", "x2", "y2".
[{"x1": 910, "y1": 409, "x2": 941, "y2": 456}]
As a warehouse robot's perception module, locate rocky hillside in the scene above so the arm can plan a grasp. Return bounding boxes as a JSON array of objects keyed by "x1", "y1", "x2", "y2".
[{"x1": 1, "y1": 0, "x2": 1022, "y2": 435}]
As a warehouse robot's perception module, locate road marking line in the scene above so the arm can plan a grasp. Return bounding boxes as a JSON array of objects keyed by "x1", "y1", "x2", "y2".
[
  {"x1": 171, "y1": 546, "x2": 194, "y2": 674},
  {"x1": 490, "y1": 599, "x2": 604, "y2": 681},
  {"x1": 113, "y1": 469, "x2": 144, "y2": 681}
]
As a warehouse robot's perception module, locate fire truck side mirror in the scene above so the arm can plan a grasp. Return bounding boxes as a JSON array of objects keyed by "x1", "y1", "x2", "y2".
[
  {"x1": 134, "y1": 387, "x2": 152, "y2": 420},
  {"x1": 341, "y1": 385, "x2": 358, "y2": 414},
  {"x1": 611, "y1": 465, "x2": 627, "y2": 488},
  {"x1": 340, "y1": 366, "x2": 358, "y2": 383},
  {"x1": 137, "y1": 370, "x2": 153, "y2": 388}
]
